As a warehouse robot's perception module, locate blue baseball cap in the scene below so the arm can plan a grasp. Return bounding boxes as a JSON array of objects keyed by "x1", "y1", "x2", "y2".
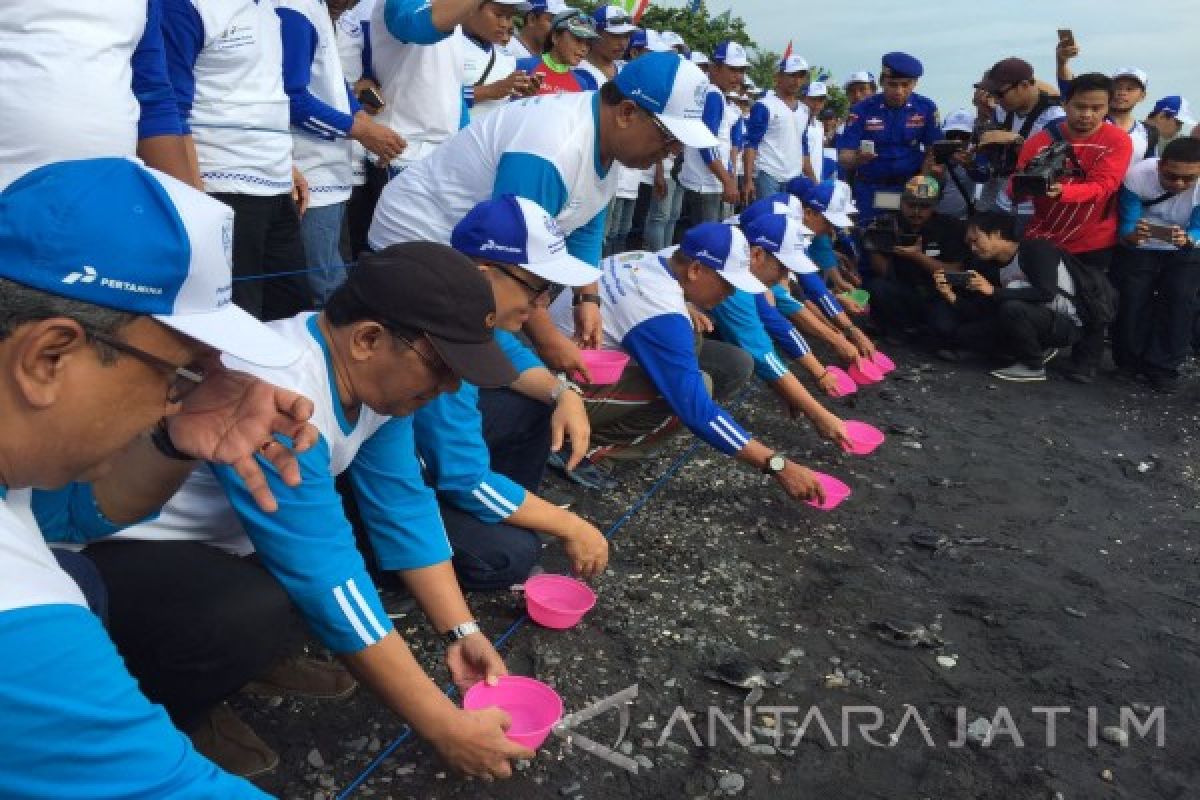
[
  {"x1": 628, "y1": 28, "x2": 648, "y2": 50},
  {"x1": 793, "y1": 179, "x2": 857, "y2": 228},
  {"x1": 0, "y1": 158, "x2": 299, "y2": 367},
  {"x1": 451, "y1": 195, "x2": 599, "y2": 287},
  {"x1": 1151, "y1": 95, "x2": 1195, "y2": 124},
  {"x1": 743, "y1": 212, "x2": 818, "y2": 274},
  {"x1": 712, "y1": 40, "x2": 749, "y2": 68},
  {"x1": 739, "y1": 193, "x2": 804, "y2": 227},
  {"x1": 614, "y1": 52, "x2": 719, "y2": 148},
  {"x1": 677, "y1": 223, "x2": 765, "y2": 294},
  {"x1": 882, "y1": 51, "x2": 923, "y2": 79},
  {"x1": 592, "y1": 4, "x2": 636, "y2": 34}
]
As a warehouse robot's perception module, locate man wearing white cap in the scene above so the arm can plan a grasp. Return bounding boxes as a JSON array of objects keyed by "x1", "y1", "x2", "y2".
[
  {"x1": 743, "y1": 54, "x2": 815, "y2": 205},
  {"x1": 371, "y1": 51, "x2": 717, "y2": 376},
  {"x1": 0, "y1": 158, "x2": 330, "y2": 796},
  {"x1": 679, "y1": 40, "x2": 750, "y2": 225},
  {"x1": 578, "y1": 4, "x2": 636, "y2": 85},
  {"x1": 548, "y1": 223, "x2": 827, "y2": 503},
  {"x1": 843, "y1": 71, "x2": 877, "y2": 107},
  {"x1": 1148, "y1": 96, "x2": 1198, "y2": 158},
  {"x1": 507, "y1": 0, "x2": 567, "y2": 60},
  {"x1": 931, "y1": 108, "x2": 980, "y2": 219}
]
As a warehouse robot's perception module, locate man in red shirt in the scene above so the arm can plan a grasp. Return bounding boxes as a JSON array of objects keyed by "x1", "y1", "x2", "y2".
[
  {"x1": 1013, "y1": 72, "x2": 1132, "y2": 268},
  {"x1": 1012, "y1": 72, "x2": 1132, "y2": 380}
]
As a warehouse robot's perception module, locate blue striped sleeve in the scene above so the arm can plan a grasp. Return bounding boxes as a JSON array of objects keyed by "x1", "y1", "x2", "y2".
[
  {"x1": 574, "y1": 69, "x2": 599, "y2": 91},
  {"x1": 345, "y1": 417, "x2": 453, "y2": 572},
  {"x1": 621, "y1": 314, "x2": 751, "y2": 455},
  {"x1": 413, "y1": 387, "x2": 527, "y2": 523},
  {"x1": 133, "y1": 0, "x2": 184, "y2": 139},
  {"x1": 1117, "y1": 186, "x2": 1142, "y2": 237},
  {"x1": 698, "y1": 90, "x2": 724, "y2": 165},
  {"x1": 211, "y1": 436, "x2": 394, "y2": 654},
  {"x1": 383, "y1": 0, "x2": 448, "y2": 43},
  {"x1": 744, "y1": 101, "x2": 770, "y2": 150},
  {"x1": 709, "y1": 290, "x2": 790, "y2": 383},
  {"x1": 0, "y1": 604, "x2": 269, "y2": 799},
  {"x1": 755, "y1": 293, "x2": 810, "y2": 359},
  {"x1": 496, "y1": 329, "x2": 545, "y2": 374},
  {"x1": 159, "y1": 0, "x2": 205, "y2": 134},
  {"x1": 494, "y1": 152, "x2": 569, "y2": 216},
  {"x1": 278, "y1": 8, "x2": 355, "y2": 139},
  {"x1": 795, "y1": 271, "x2": 844, "y2": 318}
]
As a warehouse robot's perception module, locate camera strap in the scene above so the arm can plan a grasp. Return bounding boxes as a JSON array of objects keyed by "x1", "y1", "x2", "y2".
[
  {"x1": 1045, "y1": 120, "x2": 1086, "y2": 176},
  {"x1": 948, "y1": 166, "x2": 975, "y2": 216},
  {"x1": 1143, "y1": 190, "x2": 1177, "y2": 208}
]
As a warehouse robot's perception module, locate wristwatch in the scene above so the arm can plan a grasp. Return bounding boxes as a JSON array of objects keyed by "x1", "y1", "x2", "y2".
[
  {"x1": 762, "y1": 454, "x2": 787, "y2": 476},
  {"x1": 549, "y1": 372, "x2": 583, "y2": 403},
  {"x1": 572, "y1": 292, "x2": 603, "y2": 307},
  {"x1": 445, "y1": 620, "x2": 481, "y2": 644}
]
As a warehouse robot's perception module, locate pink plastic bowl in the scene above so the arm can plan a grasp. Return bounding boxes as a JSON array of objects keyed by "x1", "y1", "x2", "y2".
[
  {"x1": 806, "y1": 471, "x2": 852, "y2": 511},
  {"x1": 826, "y1": 366, "x2": 858, "y2": 398},
  {"x1": 524, "y1": 574, "x2": 597, "y2": 630},
  {"x1": 841, "y1": 420, "x2": 885, "y2": 456},
  {"x1": 871, "y1": 351, "x2": 897, "y2": 374},
  {"x1": 575, "y1": 350, "x2": 630, "y2": 385},
  {"x1": 463, "y1": 676, "x2": 563, "y2": 750},
  {"x1": 847, "y1": 358, "x2": 884, "y2": 386}
]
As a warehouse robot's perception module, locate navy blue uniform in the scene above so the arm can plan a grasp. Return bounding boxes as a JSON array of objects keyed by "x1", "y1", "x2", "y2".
[{"x1": 838, "y1": 93, "x2": 941, "y2": 221}]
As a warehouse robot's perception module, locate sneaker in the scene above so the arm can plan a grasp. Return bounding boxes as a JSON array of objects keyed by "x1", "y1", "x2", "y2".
[
  {"x1": 189, "y1": 703, "x2": 279, "y2": 779},
  {"x1": 1040, "y1": 347, "x2": 1060, "y2": 366},
  {"x1": 548, "y1": 453, "x2": 620, "y2": 491},
  {"x1": 242, "y1": 653, "x2": 357, "y2": 700},
  {"x1": 990, "y1": 363, "x2": 1047, "y2": 382}
]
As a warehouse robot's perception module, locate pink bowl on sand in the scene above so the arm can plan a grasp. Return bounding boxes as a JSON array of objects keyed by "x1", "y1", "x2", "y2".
[
  {"x1": 841, "y1": 420, "x2": 885, "y2": 455},
  {"x1": 806, "y1": 472, "x2": 852, "y2": 511},
  {"x1": 525, "y1": 574, "x2": 597, "y2": 630},
  {"x1": 871, "y1": 351, "x2": 897, "y2": 374},
  {"x1": 847, "y1": 358, "x2": 884, "y2": 385},
  {"x1": 464, "y1": 676, "x2": 563, "y2": 750},
  {"x1": 575, "y1": 350, "x2": 629, "y2": 385},
  {"x1": 825, "y1": 366, "x2": 858, "y2": 398}
]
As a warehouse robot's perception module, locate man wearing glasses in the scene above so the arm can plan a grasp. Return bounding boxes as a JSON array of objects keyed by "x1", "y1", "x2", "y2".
[
  {"x1": 0, "y1": 158, "x2": 325, "y2": 797},
  {"x1": 973, "y1": 57, "x2": 1065, "y2": 221},
  {"x1": 94, "y1": 240, "x2": 536, "y2": 780}
]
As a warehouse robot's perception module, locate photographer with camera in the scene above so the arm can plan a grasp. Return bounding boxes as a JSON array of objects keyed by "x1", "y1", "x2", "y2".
[
  {"x1": 1112, "y1": 137, "x2": 1200, "y2": 393},
  {"x1": 864, "y1": 176, "x2": 969, "y2": 338},
  {"x1": 933, "y1": 212, "x2": 1084, "y2": 382},
  {"x1": 973, "y1": 57, "x2": 1064, "y2": 222},
  {"x1": 930, "y1": 109, "x2": 980, "y2": 220}
]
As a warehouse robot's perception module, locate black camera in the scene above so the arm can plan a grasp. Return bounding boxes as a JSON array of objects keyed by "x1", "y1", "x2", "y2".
[
  {"x1": 862, "y1": 215, "x2": 919, "y2": 254},
  {"x1": 1012, "y1": 140, "x2": 1080, "y2": 196},
  {"x1": 931, "y1": 139, "x2": 967, "y2": 165}
]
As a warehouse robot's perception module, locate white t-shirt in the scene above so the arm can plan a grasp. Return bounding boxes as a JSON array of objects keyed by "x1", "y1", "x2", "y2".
[
  {"x1": 806, "y1": 118, "x2": 826, "y2": 182},
  {"x1": 336, "y1": 0, "x2": 377, "y2": 185},
  {"x1": 370, "y1": 91, "x2": 618, "y2": 249},
  {"x1": 463, "y1": 35, "x2": 517, "y2": 121},
  {"x1": 1124, "y1": 157, "x2": 1200, "y2": 251},
  {"x1": 753, "y1": 92, "x2": 812, "y2": 183},
  {"x1": 680, "y1": 89, "x2": 740, "y2": 193},
  {"x1": 369, "y1": 1, "x2": 466, "y2": 165},
  {"x1": 0, "y1": 490, "x2": 87, "y2": 615},
  {"x1": 990, "y1": 102, "x2": 1066, "y2": 215},
  {"x1": 0, "y1": 4, "x2": 145, "y2": 190}
]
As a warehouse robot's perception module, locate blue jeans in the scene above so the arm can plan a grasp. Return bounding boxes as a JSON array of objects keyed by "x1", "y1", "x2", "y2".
[
  {"x1": 444, "y1": 389, "x2": 552, "y2": 590},
  {"x1": 643, "y1": 175, "x2": 684, "y2": 252},
  {"x1": 299, "y1": 201, "x2": 348, "y2": 304},
  {"x1": 604, "y1": 196, "x2": 637, "y2": 256},
  {"x1": 754, "y1": 172, "x2": 783, "y2": 204}
]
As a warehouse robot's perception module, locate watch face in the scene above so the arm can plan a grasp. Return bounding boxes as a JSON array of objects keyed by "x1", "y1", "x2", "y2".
[{"x1": 769, "y1": 455, "x2": 787, "y2": 472}]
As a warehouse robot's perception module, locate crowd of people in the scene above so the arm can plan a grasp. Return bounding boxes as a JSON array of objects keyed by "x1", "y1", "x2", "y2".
[{"x1": 0, "y1": 1, "x2": 1197, "y2": 796}]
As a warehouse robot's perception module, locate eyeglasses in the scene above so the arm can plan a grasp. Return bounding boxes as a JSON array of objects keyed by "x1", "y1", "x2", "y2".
[
  {"x1": 991, "y1": 85, "x2": 1017, "y2": 98},
  {"x1": 88, "y1": 330, "x2": 205, "y2": 404},
  {"x1": 490, "y1": 262, "x2": 556, "y2": 303},
  {"x1": 391, "y1": 331, "x2": 454, "y2": 379},
  {"x1": 645, "y1": 110, "x2": 679, "y2": 147}
]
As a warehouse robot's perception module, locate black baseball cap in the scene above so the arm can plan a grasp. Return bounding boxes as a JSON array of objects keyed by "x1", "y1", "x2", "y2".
[
  {"x1": 975, "y1": 57, "x2": 1034, "y2": 94},
  {"x1": 346, "y1": 242, "x2": 519, "y2": 388}
]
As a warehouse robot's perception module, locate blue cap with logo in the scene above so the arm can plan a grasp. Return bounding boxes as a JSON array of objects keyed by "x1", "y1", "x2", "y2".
[
  {"x1": 592, "y1": 4, "x2": 636, "y2": 34},
  {"x1": 677, "y1": 223, "x2": 766, "y2": 294},
  {"x1": 712, "y1": 40, "x2": 749, "y2": 68},
  {"x1": 451, "y1": 195, "x2": 600, "y2": 287},
  {"x1": 614, "y1": 52, "x2": 719, "y2": 148},
  {"x1": 742, "y1": 212, "x2": 818, "y2": 274},
  {"x1": 881, "y1": 51, "x2": 924, "y2": 79},
  {"x1": 793, "y1": 179, "x2": 857, "y2": 228},
  {"x1": 1151, "y1": 95, "x2": 1195, "y2": 124},
  {"x1": 0, "y1": 158, "x2": 299, "y2": 367}
]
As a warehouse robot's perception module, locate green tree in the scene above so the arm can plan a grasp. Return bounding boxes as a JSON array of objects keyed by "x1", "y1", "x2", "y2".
[{"x1": 747, "y1": 48, "x2": 779, "y2": 93}]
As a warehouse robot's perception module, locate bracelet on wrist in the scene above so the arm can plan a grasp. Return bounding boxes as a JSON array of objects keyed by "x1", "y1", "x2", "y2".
[
  {"x1": 150, "y1": 418, "x2": 196, "y2": 462},
  {"x1": 572, "y1": 292, "x2": 602, "y2": 308}
]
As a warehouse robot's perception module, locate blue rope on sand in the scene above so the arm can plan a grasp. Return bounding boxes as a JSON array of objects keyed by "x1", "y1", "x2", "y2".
[
  {"x1": 334, "y1": 431, "x2": 714, "y2": 799},
  {"x1": 231, "y1": 263, "x2": 356, "y2": 282}
]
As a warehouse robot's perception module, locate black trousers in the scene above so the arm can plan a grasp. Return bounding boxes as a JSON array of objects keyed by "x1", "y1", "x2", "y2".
[
  {"x1": 84, "y1": 540, "x2": 303, "y2": 732},
  {"x1": 955, "y1": 300, "x2": 1080, "y2": 366},
  {"x1": 1112, "y1": 245, "x2": 1200, "y2": 375},
  {"x1": 345, "y1": 164, "x2": 390, "y2": 260},
  {"x1": 1069, "y1": 246, "x2": 1114, "y2": 369},
  {"x1": 210, "y1": 192, "x2": 312, "y2": 321}
]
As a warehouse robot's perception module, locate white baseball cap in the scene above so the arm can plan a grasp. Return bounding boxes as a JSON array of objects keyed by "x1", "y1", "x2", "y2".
[
  {"x1": 712, "y1": 41, "x2": 749, "y2": 68},
  {"x1": 690, "y1": 51, "x2": 710, "y2": 66},
  {"x1": 795, "y1": 179, "x2": 857, "y2": 229},
  {"x1": 451, "y1": 195, "x2": 600, "y2": 287},
  {"x1": 843, "y1": 70, "x2": 876, "y2": 87},
  {"x1": 805, "y1": 81, "x2": 828, "y2": 98},
  {"x1": 742, "y1": 212, "x2": 819, "y2": 274},
  {"x1": 659, "y1": 31, "x2": 687, "y2": 51},
  {"x1": 942, "y1": 108, "x2": 976, "y2": 134},
  {"x1": 644, "y1": 30, "x2": 672, "y2": 53},
  {"x1": 678, "y1": 223, "x2": 766, "y2": 294},
  {"x1": 614, "y1": 52, "x2": 720, "y2": 149},
  {"x1": 778, "y1": 55, "x2": 810, "y2": 74},
  {"x1": 1112, "y1": 67, "x2": 1148, "y2": 89}
]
